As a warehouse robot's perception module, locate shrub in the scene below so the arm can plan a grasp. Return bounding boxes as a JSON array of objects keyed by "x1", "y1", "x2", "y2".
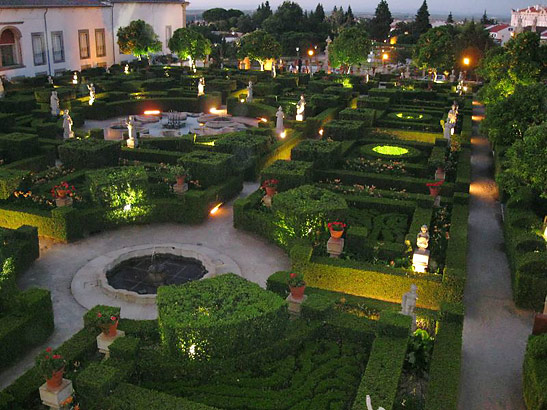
[
  {"x1": 0, "y1": 169, "x2": 29, "y2": 199},
  {"x1": 310, "y1": 94, "x2": 342, "y2": 113},
  {"x1": 58, "y1": 139, "x2": 121, "y2": 170},
  {"x1": 291, "y1": 139, "x2": 342, "y2": 169},
  {"x1": 75, "y1": 362, "x2": 123, "y2": 409},
  {"x1": 323, "y1": 120, "x2": 366, "y2": 141},
  {"x1": 339, "y1": 108, "x2": 377, "y2": 126},
  {"x1": 178, "y1": 150, "x2": 235, "y2": 188},
  {"x1": 87, "y1": 166, "x2": 149, "y2": 208},
  {"x1": 157, "y1": 274, "x2": 287, "y2": 360},
  {"x1": 260, "y1": 160, "x2": 313, "y2": 191},
  {"x1": 0, "y1": 133, "x2": 40, "y2": 163},
  {"x1": 523, "y1": 334, "x2": 547, "y2": 410},
  {"x1": 357, "y1": 96, "x2": 391, "y2": 110},
  {"x1": 360, "y1": 143, "x2": 422, "y2": 162}
]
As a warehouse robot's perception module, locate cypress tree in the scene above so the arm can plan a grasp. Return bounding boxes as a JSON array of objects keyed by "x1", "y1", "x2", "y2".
[
  {"x1": 414, "y1": 0, "x2": 432, "y2": 39},
  {"x1": 369, "y1": 0, "x2": 393, "y2": 41},
  {"x1": 446, "y1": 12, "x2": 454, "y2": 24}
]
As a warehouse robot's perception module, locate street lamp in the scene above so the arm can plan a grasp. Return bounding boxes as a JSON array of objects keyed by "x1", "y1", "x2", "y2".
[{"x1": 463, "y1": 57, "x2": 470, "y2": 66}]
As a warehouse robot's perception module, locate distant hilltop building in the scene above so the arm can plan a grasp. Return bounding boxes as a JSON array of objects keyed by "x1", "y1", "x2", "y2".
[
  {"x1": 0, "y1": 0, "x2": 189, "y2": 79},
  {"x1": 511, "y1": 4, "x2": 547, "y2": 27}
]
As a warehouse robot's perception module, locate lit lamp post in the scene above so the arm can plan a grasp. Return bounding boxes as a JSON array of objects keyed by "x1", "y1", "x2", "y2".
[
  {"x1": 308, "y1": 49, "x2": 314, "y2": 74},
  {"x1": 463, "y1": 57, "x2": 470, "y2": 66},
  {"x1": 382, "y1": 53, "x2": 389, "y2": 73}
]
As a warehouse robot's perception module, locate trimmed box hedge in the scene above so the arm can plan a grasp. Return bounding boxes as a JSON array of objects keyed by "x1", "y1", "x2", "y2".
[
  {"x1": 178, "y1": 150, "x2": 235, "y2": 188},
  {"x1": 523, "y1": 334, "x2": 547, "y2": 410},
  {"x1": 291, "y1": 139, "x2": 342, "y2": 169},
  {"x1": 58, "y1": 139, "x2": 121, "y2": 170},
  {"x1": 323, "y1": 120, "x2": 367, "y2": 141},
  {"x1": 260, "y1": 159, "x2": 314, "y2": 191}
]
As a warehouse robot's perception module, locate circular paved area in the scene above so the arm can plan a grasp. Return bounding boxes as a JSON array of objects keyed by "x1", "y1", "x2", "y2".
[{"x1": 1, "y1": 182, "x2": 289, "y2": 389}]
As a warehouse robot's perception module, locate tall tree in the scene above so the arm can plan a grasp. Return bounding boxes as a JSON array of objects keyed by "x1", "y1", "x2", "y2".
[
  {"x1": 413, "y1": 26, "x2": 455, "y2": 76},
  {"x1": 414, "y1": 1, "x2": 432, "y2": 39},
  {"x1": 237, "y1": 30, "x2": 281, "y2": 70},
  {"x1": 262, "y1": 1, "x2": 305, "y2": 35},
  {"x1": 253, "y1": 1, "x2": 272, "y2": 27},
  {"x1": 446, "y1": 12, "x2": 454, "y2": 24},
  {"x1": 369, "y1": 0, "x2": 393, "y2": 41},
  {"x1": 168, "y1": 27, "x2": 212, "y2": 69},
  {"x1": 454, "y1": 20, "x2": 494, "y2": 70},
  {"x1": 346, "y1": 6, "x2": 355, "y2": 24},
  {"x1": 117, "y1": 20, "x2": 162, "y2": 60},
  {"x1": 329, "y1": 24, "x2": 372, "y2": 72},
  {"x1": 480, "y1": 10, "x2": 496, "y2": 25}
]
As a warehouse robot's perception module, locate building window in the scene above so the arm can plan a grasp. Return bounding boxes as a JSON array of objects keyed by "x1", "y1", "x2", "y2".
[
  {"x1": 31, "y1": 33, "x2": 46, "y2": 66},
  {"x1": 95, "y1": 29, "x2": 106, "y2": 57},
  {"x1": 165, "y1": 25, "x2": 172, "y2": 48},
  {"x1": 0, "y1": 28, "x2": 21, "y2": 67},
  {"x1": 51, "y1": 31, "x2": 64, "y2": 63},
  {"x1": 78, "y1": 30, "x2": 90, "y2": 59}
]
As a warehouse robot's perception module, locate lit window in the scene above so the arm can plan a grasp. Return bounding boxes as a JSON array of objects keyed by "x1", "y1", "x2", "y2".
[
  {"x1": 95, "y1": 29, "x2": 106, "y2": 57},
  {"x1": 78, "y1": 30, "x2": 90, "y2": 59}
]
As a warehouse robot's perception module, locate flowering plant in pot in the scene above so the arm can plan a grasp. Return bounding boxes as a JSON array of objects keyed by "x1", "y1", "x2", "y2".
[
  {"x1": 287, "y1": 272, "x2": 306, "y2": 299},
  {"x1": 167, "y1": 164, "x2": 190, "y2": 185},
  {"x1": 51, "y1": 181, "x2": 76, "y2": 199},
  {"x1": 36, "y1": 347, "x2": 66, "y2": 389},
  {"x1": 426, "y1": 180, "x2": 444, "y2": 197},
  {"x1": 261, "y1": 179, "x2": 279, "y2": 197},
  {"x1": 93, "y1": 306, "x2": 121, "y2": 337},
  {"x1": 328, "y1": 221, "x2": 347, "y2": 239}
]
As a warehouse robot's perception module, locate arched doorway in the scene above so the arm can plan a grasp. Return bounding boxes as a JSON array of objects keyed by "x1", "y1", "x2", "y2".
[{"x1": 0, "y1": 27, "x2": 22, "y2": 67}]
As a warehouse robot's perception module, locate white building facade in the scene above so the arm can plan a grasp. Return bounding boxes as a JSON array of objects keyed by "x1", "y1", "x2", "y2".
[
  {"x1": 486, "y1": 24, "x2": 515, "y2": 46},
  {"x1": 511, "y1": 4, "x2": 547, "y2": 27},
  {"x1": 0, "y1": 0, "x2": 189, "y2": 79}
]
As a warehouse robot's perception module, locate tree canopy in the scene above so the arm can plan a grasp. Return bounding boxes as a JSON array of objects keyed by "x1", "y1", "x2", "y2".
[
  {"x1": 413, "y1": 1, "x2": 432, "y2": 40},
  {"x1": 369, "y1": 0, "x2": 393, "y2": 41},
  {"x1": 413, "y1": 26, "x2": 455, "y2": 73},
  {"x1": 168, "y1": 27, "x2": 212, "y2": 68},
  {"x1": 454, "y1": 20, "x2": 495, "y2": 70},
  {"x1": 237, "y1": 30, "x2": 281, "y2": 70},
  {"x1": 328, "y1": 25, "x2": 372, "y2": 72},
  {"x1": 117, "y1": 19, "x2": 162, "y2": 59}
]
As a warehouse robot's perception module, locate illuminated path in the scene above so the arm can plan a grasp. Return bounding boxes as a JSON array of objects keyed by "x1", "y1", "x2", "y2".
[
  {"x1": 458, "y1": 103, "x2": 533, "y2": 409},
  {"x1": 0, "y1": 182, "x2": 289, "y2": 389}
]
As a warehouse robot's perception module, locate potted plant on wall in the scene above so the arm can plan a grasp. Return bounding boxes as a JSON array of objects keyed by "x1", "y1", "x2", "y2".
[
  {"x1": 168, "y1": 164, "x2": 190, "y2": 186},
  {"x1": 426, "y1": 180, "x2": 444, "y2": 197},
  {"x1": 328, "y1": 221, "x2": 347, "y2": 239},
  {"x1": 261, "y1": 179, "x2": 279, "y2": 197},
  {"x1": 287, "y1": 272, "x2": 306, "y2": 300},
  {"x1": 51, "y1": 181, "x2": 76, "y2": 207},
  {"x1": 94, "y1": 306, "x2": 120, "y2": 338},
  {"x1": 36, "y1": 347, "x2": 66, "y2": 390}
]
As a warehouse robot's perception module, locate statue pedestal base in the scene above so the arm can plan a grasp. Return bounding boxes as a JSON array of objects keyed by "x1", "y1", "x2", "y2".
[
  {"x1": 296, "y1": 114, "x2": 304, "y2": 122},
  {"x1": 126, "y1": 139, "x2": 138, "y2": 149},
  {"x1": 39, "y1": 378, "x2": 73, "y2": 409},
  {"x1": 55, "y1": 197, "x2": 73, "y2": 208},
  {"x1": 97, "y1": 330, "x2": 125, "y2": 358},
  {"x1": 173, "y1": 183, "x2": 188, "y2": 196},
  {"x1": 286, "y1": 294, "x2": 307, "y2": 319},
  {"x1": 262, "y1": 194, "x2": 273, "y2": 208},
  {"x1": 327, "y1": 237, "x2": 344, "y2": 258},
  {"x1": 412, "y1": 249, "x2": 430, "y2": 273}
]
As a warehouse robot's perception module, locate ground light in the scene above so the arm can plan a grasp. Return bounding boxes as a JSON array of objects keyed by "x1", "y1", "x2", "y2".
[
  {"x1": 210, "y1": 203, "x2": 223, "y2": 215},
  {"x1": 144, "y1": 110, "x2": 160, "y2": 115},
  {"x1": 318, "y1": 128, "x2": 324, "y2": 136},
  {"x1": 123, "y1": 204, "x2": 132, "y2": 212},
  {"x1": 280, "y1": 131, "x2": 286, "y2": 139}
]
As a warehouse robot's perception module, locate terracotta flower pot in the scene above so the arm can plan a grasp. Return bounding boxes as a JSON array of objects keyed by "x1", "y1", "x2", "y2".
[
  {"x1": 329, "y1": 228, "x2": 344, "y2": 239},
  {"x1": 289, "y1": 285, "x2": 306, "y2": 300},
  {"x1": 428, "y1": 186, "x2": 441, "y2": 197},
  {"x1": 176, "y1": 175, "x2": 186, "y2": 186},
  {"x1": 265, "y1": 187, "x2": 277, "y2": 197},
  {"x1": 46, "y1": 367, "x2": 64, "y2": 390},
  {"x1": 56, "y1": 189, "x2": 67, "y2": 199},
  {"x1": 102, "y1": 320, "x2": 118, "y2": 338},
  {"x1": 435, "y1": 167, "x2": 445, "y2": 181}
]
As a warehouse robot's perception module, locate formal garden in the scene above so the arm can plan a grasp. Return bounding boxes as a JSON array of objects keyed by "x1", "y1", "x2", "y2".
[{"x1": 0, "y1": 1, "x2": 545, "y2": 409}]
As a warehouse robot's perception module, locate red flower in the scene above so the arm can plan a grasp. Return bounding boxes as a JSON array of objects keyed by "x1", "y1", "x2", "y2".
[
  {"x1": 290, "y1": 273, "x2": 296, "y2": 278},
  {"x1": 53, "y1": 355, "x2": 61, "y2": 359},
  {"x1": 46, "y1": 347, "x2": 52, "y2": 353},
  {"x1": 110, "y1": 316, "x2": 117, "y2": 321},
  {"x1": 45, "y1": 355, "x2": 50, "y2": 360},
  {"x1": 97, "y1": 313, "x2": 102, "y2": 318}
]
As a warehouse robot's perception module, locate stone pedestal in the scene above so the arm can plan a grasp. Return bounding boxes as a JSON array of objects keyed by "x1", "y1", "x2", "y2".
[
  {"x1": 126, "y1": 139, "x2": 138, "y2": 148},
  {"x1": 296, "y1": 114, "x2": 304, "y2": 122},
  {"x1": 262, "y1": 194, "x2": 273, "y2": 208},
  {"x1": 327, "y1": 237, "x2": 344, "y2": 258},
  {"x1": 286, "y1": 294, "x2": 307, "y2": 319},
  {"x1": 39, "y1": 378, "x2": 73, "y2": 409},
  {"x1": 173, "y1": 182, "x2": 188, "y2": 196},
  {"x1": 97, "y1": 330, "x2": 125, "y2": 358},
  {"x1": 412, "y1": 249, "x2": 430, "y2": 273},
  {"x1": 433, "y1": 195, "x2": 441, "y2": 208},
  {"x1": 55, "y1": 197, "x2": 73, "y2": 208}
]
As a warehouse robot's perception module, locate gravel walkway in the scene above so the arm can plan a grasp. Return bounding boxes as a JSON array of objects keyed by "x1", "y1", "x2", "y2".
[{"x1": 458, "y1": 103, "x2": 534, "y2": 409}]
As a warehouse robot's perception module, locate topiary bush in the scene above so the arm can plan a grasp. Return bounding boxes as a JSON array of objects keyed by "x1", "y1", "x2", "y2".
[
  {"x1": 291, "y1": 139, "x2": 342, "y2": 169},
  {"x1": 260, "y1": 160, "x2": 313, "y2": 191},
  {"x1": 86, "y1": 166, "x2": 149, "y2": 208},
  {"x1": 323, "y1": 120, "x2": 367, "y2": 141},
  {"x1": 178, "y1": 150, "x2": 235, "y2": 188},
  {"x1": 157, "y1": 274, "x2": 287, "y2": 361},
  {"x1": 58, "y1": 139, "x2": 121, "y2": 170}
]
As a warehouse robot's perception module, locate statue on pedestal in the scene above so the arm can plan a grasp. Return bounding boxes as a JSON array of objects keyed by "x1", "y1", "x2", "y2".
[
  {"x1": 72, "y1": 72, "x2": 78, "y2": 85},
  {"x1": 48, "y1": 75, "x2": 54, "y2": 85},
  {"x1": 366, "y1": 395, "x2": 386, "y2": 410},
  {"x1": 87, "y1": 83, "x2": 95, "y2": 106},
  {"x1": 276, "y1": 106, "x2": 284, "y2": 134},
  {"x1": 296, "y1": 95, "x2": 306, "y2": 121},
  {"x1": 126, "y1": 115, "x2": 137, "y2": 147},
  {"x1": 246, "y1": 81, "x2": 253, "y2": 103},
  {"x1": 63, "y1": 110, "x2": 74, "y2": 139},
  {"x1": 124, "y1": 64, "x2": 130, "y2": 75},
  {"x1": 50, "y1": 91, "x2": 60, "y2": 116},
  {"x1": 197, "y1": 77, "x2": 205, "y2": 97},
  {"x1": 449, "y1": 69, "x2": 456, "y2": 83},
  {"x1": 417, "y1": 225, "x2": 430, "y2": 250},
  {"x1": 401, "y1": 284, "x2": 418, "y2": 316}
]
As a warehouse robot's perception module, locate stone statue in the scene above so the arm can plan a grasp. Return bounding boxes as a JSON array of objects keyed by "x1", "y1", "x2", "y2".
[
  {"x1": 197, "y1": 77, "x2": 205, "y2": 97},
  {"x1": 63, "y1": 110, "x2": 74, "y2": 139},
  {"x1": 246, "y1": 81, "x2": 253, "y2": 103},
  {"x1": 271, "y1": 64, "x2": 276, "y2": 78},
  {"x1": 126, "y1": 116, "x2": 136, "y2": 141},
  {"x1": 405, "y1": 65, "x2": 410, "y2": 79},
  {"x1": 0, "y1": 76, "x2": 4, "y2": 99},
  {"x1": 72, "y1": 72, "x2": 78, "y2": 85},
  {"x1": 296, "y1": 95, "x2": 306, "y2": 121},
  {"x1": 325, "y1": 36, "x2": 332, "y2": 73},
  {"x1": 401, "y1": 284, "x2": 418, "y2": 316},
  {"x1": 276, "y1": 106, "x2": 284, "y2": 133},
  {"x1": 87, "y1": 83, "x2": 95, "y2": 106},
  {"x1": 416, "y1": 225, "x2": 430, "y2": 250},
  {"x1": 50, "y1": 91, "x2": 60, "y2": 116},
  {"x1": 124, "y1": 64, "x2": 129, "y2": 75},
  {"x1": 48, "y1": 75, "x2": 54, "y2": 85},
  {"x1": 449, "y1": 69, "x2": 456, "y2": 83},
  {"x1": 458, "y1": 71, "x2": 464, "y2": 82},
  {"x1": 366, "y1": 395, "x2": 386, "y2": 410}
]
